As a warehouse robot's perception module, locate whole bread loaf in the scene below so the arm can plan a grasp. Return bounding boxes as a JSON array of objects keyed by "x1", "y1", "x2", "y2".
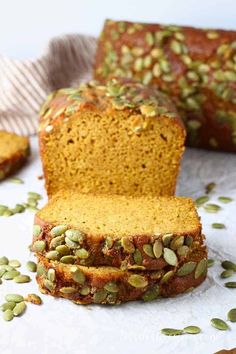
[
  {"x1": 94, "y1": 20, "x2": 236, "y2": 152},
  {"x1": 39, "y1": 79, "x2": 185, "y2": 197}
]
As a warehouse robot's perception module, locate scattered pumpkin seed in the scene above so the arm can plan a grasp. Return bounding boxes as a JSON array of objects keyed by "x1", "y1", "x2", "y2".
[
  {"x1": 3, "y1": 270, "x2": 20, "y2": 280},
  {"x1": 25, "y1": 294, "x2": 42, "y2": 305},
  {"x1": 0, "y1": 268, "x2": 6, "y2": 277},
  {"x1": 161, "y1": 328, "x2": 183, "y2": 336},
  {"x1": 163, "y1": 248, "x2": 178, "y2": 266},
  {"x1": 218, "y1": 196, "x2": 233, "y2": 203},
  {"x1": 93, "y1": 289, "x2": 108, "y2": 303},
  {"x1": 183, "y1": 326, "x2": 201, "y2": 334},
  {"x1": 13, "y1": 301, "x2": 26, "y2": 316},
  {"x1": 121, "y1": 237, "x2": 135, "y2": 253},
  {"x1": 5, "y1": 294, "x2": 24, "y2": 303},
  {"x1": 32, "y1": 240, "x2": 46, "y2": 252},
  {"x1": 50, "y1": 225, "x2": 67, "y2": 237},
  {"x1": 225, "y1": 282, "x2": 236, "y2": 288},
  {"x1": 195, "y1": 196, "x2": 209, "y2": 207},
  {"x1": 26, "y1": 261, "x2": 37, "y2": 272},
  {"x1": 142, "y1": 285, "x2": 160, "y2": 302},
  {"x1": 2, "y1": 210, "x2": 13, "y2": 217},
  {"x1": 14, "y1": 275, "x2": 31, "y2": 283},
  {"x1": 143, "y1": 244, "x2": 155, "y2": 258},
  {"x1": 220, "y1": 269, "x2": 234, "y2": 278},
  {"x1": 9, "y1": 259, "x2": 21, "y2": 268},
  {"x1": 227, "y1": 308, "x2": 236, "y2": 322},
  {"x1": 177, "y1": 262, "x2": 196, "y2": 276},
  {"x1": 3, "y1": 309, "x2": 14, "y2": 321},
  {"x1": 212, "y1": 223, "x2": 225, "y2": 229},
  {"x1": 207, "y1": 259, "x2": 215, "y2": 267},
  {"x1": 0, "y1": 302, "x2": 16, "y2": 311},
  {"x1": 104, "y1": 282, "x2": 119, "y2": 293},
  {"x1": 0, "y1": 256, "x2": 9, "y2": 265},
  {"x1": 8, "y1": 177, "x2": 24, "y2": 184},
  {"x1": 211, "y1": 318, "x2": 229, "y2": 330},
  {"x1": 33, "y1": 225, "x2": 41, "y2": 237},
  {"x1": 28, "y1": 192, "x2": 42, "y2": 200},
  {"x1": 128, "y1": 274, "x2": 148, "y2": 288},
  {"x1": 204, "y1": 204, "x2": 221, "y2": 213},
  {"x1": 195, "y1": 259, "x2": 207, "y2": 279},
  {"x1": 221, "y1": 260, "x2": 236, "y2": 271}
]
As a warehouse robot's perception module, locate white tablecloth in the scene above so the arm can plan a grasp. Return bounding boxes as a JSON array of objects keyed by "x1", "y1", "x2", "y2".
[{"x1": 0, "y1": 137, "x2": 236, "y2": 354}]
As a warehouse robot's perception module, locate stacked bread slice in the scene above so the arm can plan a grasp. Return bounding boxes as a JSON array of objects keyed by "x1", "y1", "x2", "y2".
[{"x1": 31, "y1": 191, "x2": 207, "y2": 304}]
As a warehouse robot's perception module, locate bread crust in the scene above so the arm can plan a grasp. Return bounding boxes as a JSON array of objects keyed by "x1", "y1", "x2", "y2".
[{"x1": 94, "y1": 20, "x2": 236, "y2": 152}]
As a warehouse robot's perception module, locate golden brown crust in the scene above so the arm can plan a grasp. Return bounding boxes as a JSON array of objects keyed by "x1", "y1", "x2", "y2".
[
  {"x1": 0, "y1": 131, "x2": 30, "y2": 180},
  {"x1": 94, "y1": 20, "x2": 236, "y2": 152},
  {"x1": 36, "y1": 243, "x2": 207, "y2": 305}
]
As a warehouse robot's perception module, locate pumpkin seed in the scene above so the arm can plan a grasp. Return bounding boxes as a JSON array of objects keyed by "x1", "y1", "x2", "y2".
[
  {"x1": 5, "y1": 294, "x2": 24, "y2": 303},
  {"x1": 65, "y1": 236, "x2": 79, "y2": 249},
  {"x1": 33, "y1": 225, "x2": 41, "y2": 237},
  {"x1": 75, "y1": 248, "x2": 89, "y2": 259},
  {"x1": 211, "y1": 318, "x2": 229, "y2": 330},
  {"x1": 183, "y1": 326, "x2": 201, "y2": 334},
  {"x1": 162, "y1": 234, "x2": 173, "y2": 246},
  {"x1": 204, "y1": 204, "x2": 221, "y2": 213},
  {"x1": 26, "y1": 294, "x2": 42, "y2": 305},
  {"x1": 46, "y1": 250, "x2": 60, "y2": 260},
  {"x1": 212, "y1": 223, "x2": 225, "y2": 229},
  {"x1": 93, "y1": 289, "x2": 108, "y2": 303},
  {"x1": 60, "y1": 287, "x2": 77, "y2": 294},
  {"x1": 133, "y1": 249, "x2": 142, "y2": 265},
  {"x1": 3, "y1": 210, "x2": 13, "y2": 217},
  {"x1": 0, "y1": 256, "x2": 9, "y2": 265},
  {"x1": 225, "y1": 282, "x2": 236, "y2": 288},
  {"x1": 195, "y1": 196, "x2": 209, "y2": 207},
  {"x1": 170, "y1": 40, "x2": 182, "y2": 54},
  {"x1": 9, "y1": 259, "x2": 21, "y2": 268},
  {"x1": 177, "y1": 245, "x2": 189, "y2": 257},
  {"x1": 26, "y1": 261, "x2": 37, "y2": 272},
  {"x1": 104, "y1": 282, "x2": 119, "y2": 293},
  {"x1": 227, "y1": 308, "x2": 236, "y2": 322},
  {"x1": 9, "y1": 177, "x2": 24, "y2": 184},
  {"x1": 0, "y1": 302, "x2": 16, "y2": 311},
  {"x1": 0, "y1": 268, "x2": 6, "y2": 277},
  {"x1": 28, "y1": 192, "x2": 42, "y2": 200},
  {"x1": 65, "y1": 229, "x2": 84, "y2": 243},
  {"x1": 80, "y1": 286, "x2": 90, "y2": 296},
  {"x1": 128, "y1": 274, "x2": 148, "y2": 288},
  {"x1": 4, "y1": 309, "x2": 14, "y2": 321},
  {"x1": 177, "y1": 262, "x2": 196, "y2": 276},
  {"x1": 14, "y1": 275, "x2": 31, "y2": 283},
  {"x1": 36, "y1": 263, "x2": 47, "y2": 277},
  {"x1": 71, "y1": 267, "x2": 85, "y2": 284},
  {"x1": 142, "y1": 285, "x2": 160, "y2": 302},
  {"x1": 221, "y1": 260, "x2": 236, "y2": 271},
  {"x1": 143, "y1": 244, "x2": 155, "y2": 258},
  {"x1": 50, "y1": 225, "x2": 67, "y2": 237},
  {"x1": 205, "y1": 182, "x2": 216, "y2": 194},
  {"x1": 32, "y1": 240, "x2": 46, "y2": 252},
  {"x1": 142, "y1": 71, "x2": 153, "y2": 85},
  {"x1": 3, "y1": 270, "x2": 20, "y2": 280},
  {"x1": 13, "y1": 302, "x2": 26, "y2": 316},
  {"x1": 104, "y1": 236, "x2": 113, "y2": 250},
  {"x1": 218, "y1": 196, "x2": 233, "y2": 203},
  {"x1": 50, "y1": 235, "x2": 65, "y2": 249},
  {"x1": 0, "y1": 265, "x2": 14, "y2": 272},
  {"x1": 220, "y1": 269, "x2": 234, "y2": 278},
  {"x1": 60, "y1": 255, "x2": 76, "y2": 264},
  {"x1": 56, "y1": 245, "x2": 70, "y2": 255},
  {"x1": 170, "y1": 236, "x2": 184, "y2": 250},
  {"x1": 160, "y1": 270, "x2": 174, "y2": 284},
  {"x1": 153, "y1": 240, "x2": 163, "y2": 258},
  {"x1": 207, "y1": 259, "x2": 215, "y2": 267},
  {"x1": 47, "y1": 269, "x2": 56, "y2": 282},
  {"x1": 121, "y1": 237, "x2": 135, "y2": 253},
  {"x1": 163, "y1": 248, "x2": 178, "y2": 266},
  {"x1": 161, "y1": 328, "x2": 183, "y2": 336},
  {"x1": 195, "y1": 259, "x2": 207, "y2": 279},
  {"x1": 43, "y1": 279, "x2": 55, "y2": 291}
]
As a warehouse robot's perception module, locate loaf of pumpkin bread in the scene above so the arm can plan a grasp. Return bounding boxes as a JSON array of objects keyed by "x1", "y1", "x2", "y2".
[
  {"x1": 0, "y1": 130, "x2": 30, "y2": 180},
  {"x1": 39, "y1": 79, "x2": 185, "y2": 197},
  {"x1": 94, "y1": 20, "x2": 236, "y2": 152},
  {"x1": 32, "y1": 191, "x2": 205, "y2": 271}
]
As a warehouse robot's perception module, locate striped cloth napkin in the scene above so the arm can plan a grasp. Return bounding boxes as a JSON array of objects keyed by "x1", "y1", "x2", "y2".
[{"x1": 0, "y1": 34, "x2": 97, "y2": 136}]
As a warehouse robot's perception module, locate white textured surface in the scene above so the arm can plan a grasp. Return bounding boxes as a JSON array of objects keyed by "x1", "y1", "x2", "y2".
[{"x1": 0, "y1": 137, "x2": 236, "y2": 354}]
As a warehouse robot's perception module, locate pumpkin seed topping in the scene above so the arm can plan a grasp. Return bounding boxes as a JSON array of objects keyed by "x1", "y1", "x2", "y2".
[
  {"x1": 225, "y1": 282, "x2": 236, "y2": 288},
  {"x1": 121, "y1": 237, "x2": 135, "y2": 253},
  {"x1": 43, "y1": 279, "x2": 55, "y2": 291},
  {"x1": 13, "y1": 302, "x2": 26, "y2": 316},
  {"x1": 211, "y1": 318, "x2": 229, "y2": 330},
  {"x1": 75, "y1": 248, "x2": 89, "y2": 259},
  {"x1": 170, "y1": 236, "x2": 184, "y2": 251},
  {"x1": 212, "y1": 223, "x2": 225, "y2": 229},
  {"x1": 142, "y1": 285, "x2": 160, "y2": 302},
  {"x1": 71, "y1": 267, "x2": 85, "y2": 284},
  {"x1": 128, "y1": 274, "x2": 148, "y2": 288},
  {"x1": 50, "y1": 225, "x2": 67, "y2": 237},
  {"x1": 65, "y1": 229, "x2": 84, "y2": 243},
  {"x1": 143, "y1": 244, "x2": 155, "y2": 258},
  {"x1": 4, "y1": 309, "x2": 14, "y2": 321},
  {"x1": 195, "y1": 259, "x2": 208, "y2": 279},
  {"x1": 47, "y1": 269, "x2": 56, "y2": 282},
  {"x1": 36, "y1": 263, "x2": 47, "y2": 277},
  {"x1": 80, "y1": 286, "x2": 90, "y2": 296},
  {"x1": 221, "y1": 260, "x2": 236, "y2": 271},
  {"x1": 227, "y1": 308, "x2": 236, "y2": 322},
  {"x1": 60, "y1": 255, "x2": 76, "y2": 264},
  {"x1": 65, "y1": 236, "x2": 79, "y2": 249},
  {"x1": 46, "y1": 251, "x2": 60, "y2": 261},
  {"x1": 177, "y1": 245, "x2": 189, "y2": 257},
  {"x1": 93, "y1": 289, "x2": 108, "y2": 304},
  {"x1": 163, "y1": 248, "x2": 178, "y2": 266},
  {"x1": 33, "y1": 225, "x2": 41, "y2": 237},
  {"x1": 162, "y1": 234, "x2": 173, "y2": 246},
  {"x1": 133, "y1": 249, "x2": 142, "y2": 265},
  {"x1": 161, "y1": 270, "x2": 174, "y2": 284},
  {"x1": 177, "y1": 262, "x2": 197, "y2": 276},
  {"x1": 5, "y1": 294, "x2": 24, "y2": 303},
  {"x1": 60, "y1": 287, "x2": 77, "y2": 294},
  {"x1": 161, "y1": 328, "x2": 183, "y2": 336},
  {"x1": 14, "y1": 275, "x2": 31, "y2": 283},
  {"x1": 153, "y1": 240, "x2": 163, "y2": 258},
  {"x1": 50, "y1": 235, "x2": 65, "y2": 249},
  {"x1": 104, "y1": 282, "x2": 119, "y2": 293},
  {"x1": 56, "y1": 245, "x2": 70, "y2": 255},
  {"x1": 183, "y1": 326, "x2": 201, "y2": 334},
  {"x1": 32, "y1": 240, "x2": 46, "y2": 252}
]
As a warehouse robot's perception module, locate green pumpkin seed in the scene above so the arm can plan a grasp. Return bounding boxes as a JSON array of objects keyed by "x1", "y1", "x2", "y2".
[
  {"x1": 221, "y1": 260, "x2": 236, "y2": 271},
  {"x1": 106, "y1": 293, "x2": 118, "y2": 304},
  {"x1": 33, "y1": 225, "x2": 41, "y2": 237},
  {"x1": 0, "y1": 265, "x2": 14, "y2": 272},
  {"x1": 26, "y1": 294, "x2": 42, "y2": 305},
  {"x1": 212, "y1": 223, "x2": 225, "y2": 229},
  {"x1": 9, "y1": 259, "x2": 21, "y2": 268},
  {"x1": 133, "y1": 249, "x2": 142, "y2": 265},
  {"x1": 65, "y1": 229, "x2": 84, "y2": 243},
  {"x1": 220, "y1": 269, "x2": 234, "y2": 278},
  {"x1": 60, "y1": 287, "x2": 77, "y2": 294},
  {"x1": 143, "y1": 244, "x2": 155, "y2": 258},
  {"x1": 71, "y1": 267, "x2": 85, "y2": 284},
  {"x1": 75, "y1": 248, "x2": 89, "y2": 259},
  {"x1": 211, "y1": 318, "x2": 229, "y2": 330},
  {"x1": 162, "y1": 234, "x2": 173, "y2": 246},
  {"x1": 8, "y1": 177, "x2": 24, "y2": 184},
  {"x1": 218, "y1": 196, "x2": 233, "y2": 203},
  {"x1": 104, "y1": 282, "x2": 119, "y2": 293},
  {"x1": 170, "y1": 40, "x2": 182, "y2": 54},
  {"x1": 0, "y1": 256, "x2": 9, "y2": 265},
  {"x1": 195, "y1": 259, "x2": 208, "y2": 279},
  {"x1": 36, "y1": 263, "x2": 47, "y2": 277},
  {"x1": 3, "y1": 270, "x2": 20, "y2": 280},
  {"x1": 121, "y1": 237, "x2": 135, "y2": 253},
  {"x1": 60, "y1": 255, "x2": 76, "y2": 264},
  {"x1": 153, "y1": 240, "x2": 163, "y2": 258},
  {"x1": 163, "y1": 248, "x2": 178, "y2": 266},
  {"x1": 13, "y1": 302, "x2": 26, "y2": 316},
  {"x1": 145, "y1": 32, "x2": 154, "y2": 46},
  {"x1": 28, "y1": 192, "x2": 42, "y2": 200},
  {"x1": 4, "y1": 309, "x2": 14, "y2": 321},
  {"x1": 227, "y1": 308, "x2": 236, "y2": 322},
  {"x1": 204, "y1": 204, "x2": 221, "y2": 213},
  {"x1": 5, "y1": 294, "x2": 24, "y2": 303},
  {"x1": 142, "y1": 285, "x2": 160, "y2": 302},
  {"x1": 142, "y1": 71, "x2": 153, "y2": 85},
  {"x1": 177, "y1": 245, "x2": 189, "y2": 257},
  {"x1": 56, "y1": 245, "x2": 70, "y2": 255},
  {"x1": 26, "y1": 261, "x2": 37, "y2": 272},
  {"x1": 47, "y1": 269, "x2": 56, "y2": 282},
  {"x1": 207, "y1": 259, "x2": 215, "y2": 267},
  {"x1": 0, "y1": 302, "x2": 16, "y2": 311},
  {"x1": 3, "y1": 209, "x2": 13, "y2": 217},
  {"x1": 0, "y1": 268, "x2": 6, "y2": 277},
  {"x1": 183, "y1": 326, "x2": 201, "y2": 334},
  {"x1": 14, "y1": 275, "x2": 31, "y2": 283},
  {"x1": 104, "y1": 236, "x2": 113, "y2": 250},
  {"x1": 65, "y1": 236, "x2": 79, "y2": 249},
  {"x1": 49, "y1": 235, "x2": 65, "y2": 249},
  {"x1": 205, "y1": 182, "x2": 216, "y2": 194},
  {"x1": 50, "y1": 225, "x2": 67, "y2": 237},
  {"x1": 46, "y1": 250, "x2": 60, "y2": 260},
  {"x1": 93, "y1": 289, "x2": 108, "y2": 303},
  {"x1": 32, "y1": 240, "x2": 46, "y2": 252},
  {"x1": 161, "y1": 328, "x2": 183, "y2": 336},
  {"x1": 43, "y1": 279, "x2": 55, "y2": 291},
  {"x1": 170, "y1": 236, "x2": 184, "y2": 251},
  {"x1": 160, "y1": 270, "x2": 174, "y2": 284},
  {"x1": 80, "y1": 286, "x2": 90, "y2": 296},
  {"x1": 177, "y1": 262, "x2": 197, "y2": 276},
  {"x1": 195, "y1": 196, "x2": 209, "y2": 207},
  {"x1": 225, "y1": 282, "x2": 236, "y2": 288},
  {"x1": 128, "y1": 274, "x2": 148, "y2": 288}
]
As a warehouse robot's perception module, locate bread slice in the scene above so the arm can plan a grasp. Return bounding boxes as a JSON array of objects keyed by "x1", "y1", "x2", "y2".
[
  {"x1": 0, "y1": 130, "x2": 30, "y2": 180},
  {"x1": 39, "y1": 79, "x2": 185, "y2": 197},
  {"x1": 36, "y1": 242, "x2": 207, "y2": 305},
  {"x1": 32, "y1": 191, "x2": 204, "y2": 270}
]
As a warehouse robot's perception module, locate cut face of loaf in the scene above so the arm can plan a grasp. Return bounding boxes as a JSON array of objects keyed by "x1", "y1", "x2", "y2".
[
  {"x1": 0, "y1": 130, "x2": 30, "y2": 180},
  {"x1": 39, "y1": 79, "x2": 185, "y2": 197},
  {"x1": 32, "y1": 192, "x2": 204, "y2": 270}
]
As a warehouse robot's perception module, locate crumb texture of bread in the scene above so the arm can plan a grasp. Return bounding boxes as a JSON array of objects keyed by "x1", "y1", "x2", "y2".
[
  {"x1": 0, "y1": 130, "x2": 30, "y2": 180},
  {"x1": 94, "y1": 20, "x2": 236, "y2": 152},
  {"x1": 39, "y1": 79, "x2": 185, "y2": 197}
]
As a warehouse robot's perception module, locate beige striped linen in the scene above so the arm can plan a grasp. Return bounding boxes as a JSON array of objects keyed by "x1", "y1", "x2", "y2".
[{"x1": 0, "y1": 34, "x2": 97, "y2": 136}]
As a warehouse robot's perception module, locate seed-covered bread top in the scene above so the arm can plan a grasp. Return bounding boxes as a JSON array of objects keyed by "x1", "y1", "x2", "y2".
[
  {"x1": 36, "y1": 191, "x2": 200, "y2": 237},
  {"x1": 0, "y1": 131, "x2": 29, "y2": 162},
  {"x1": 38, "y1": 78, "x2": 183, "y2": 134}
]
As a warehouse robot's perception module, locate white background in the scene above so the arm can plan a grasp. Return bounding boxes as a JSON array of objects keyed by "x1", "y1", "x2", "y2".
[{"x1": 0, "y1": 0, "x2": 236, "y2": 59}]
